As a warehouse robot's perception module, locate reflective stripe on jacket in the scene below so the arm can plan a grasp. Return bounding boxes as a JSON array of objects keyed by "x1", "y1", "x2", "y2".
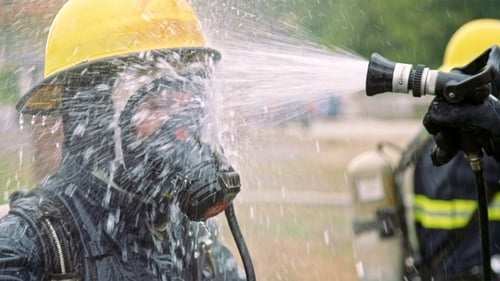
[
  {"x1": 414, "y1": 192, "x2": 500, "y2": 229},
  {"x1": 413, "y1": 139, "x2": 500, "y2": 279}
]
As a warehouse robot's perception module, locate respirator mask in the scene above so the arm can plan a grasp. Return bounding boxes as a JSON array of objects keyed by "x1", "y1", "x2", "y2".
[{"x1": 117, "y1": 76, "x2": 240, "y2": 221}]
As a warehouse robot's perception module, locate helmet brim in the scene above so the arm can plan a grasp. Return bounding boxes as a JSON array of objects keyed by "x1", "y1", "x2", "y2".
[{"x1": 16, "y1": 47, "x2": 221, "y2": 116}]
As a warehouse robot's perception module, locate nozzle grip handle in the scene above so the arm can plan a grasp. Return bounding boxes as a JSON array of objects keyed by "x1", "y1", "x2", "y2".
[
  {"x1": 441, "y1": 67, "x2": 496, "y2": 104},
  {"x1": 442, "y1": 46, "x2": 500, "y2": 104}
]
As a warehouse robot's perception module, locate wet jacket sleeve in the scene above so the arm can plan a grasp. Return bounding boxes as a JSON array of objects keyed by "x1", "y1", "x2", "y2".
[
  {"x1": 211, "y1": 241, "x2": 246, "y2": 281},
  {"x1": 191, "y1": 220, "x2": 246, "y2": 281},
  {"x1": 0, "y1": 214, "x2": 46, "y2": 281}
]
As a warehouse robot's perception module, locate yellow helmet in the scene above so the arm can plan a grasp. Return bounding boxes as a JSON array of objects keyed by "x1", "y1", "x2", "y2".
[
  {"x1": 441, "y1": 18, "x2": 500, "y2": 71},
  {"x1": 17, "y1": 0, "x2": 220, "y2": 115}
]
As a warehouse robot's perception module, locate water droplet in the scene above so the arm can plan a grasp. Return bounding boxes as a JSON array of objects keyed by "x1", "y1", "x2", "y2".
[
  {"x1": 105, "y1": 212, "x2": 115, "y2": 234},
  {"x1": 103, "y1": 187, "x2": 112, "y2": 208},
  {"x1": 18, "y1": 114, "x2": 24, "y2": 130},
  {"x1": 121, "y1": 245, "x2": 128, "y2": 262},
  {"x1": 250, "y1": 205, "x2": 255, "y2": 219},
  {"x1": 64, "y1": 183, "x2": 78, "y2": 197},
  {"x1": 18, "y1": 148, "x2": 23, "y2": 168},
  {"x1": 323, "y1": 230, "x2": 330, "y2": 245}
]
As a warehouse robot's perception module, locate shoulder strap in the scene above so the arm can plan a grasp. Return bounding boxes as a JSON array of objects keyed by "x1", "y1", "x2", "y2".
[
  {"x1": 394, "y1": 128, "x2": 432, "y2": 175},
  {"x1": 391, "y1": 128, "x2": 433, "y2": 276},
  {"x1": 8, "y1": 189, "x2": 80, "y2": 281}
]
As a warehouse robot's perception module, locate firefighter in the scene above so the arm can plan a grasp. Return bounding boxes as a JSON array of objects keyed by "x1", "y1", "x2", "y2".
[
  {"x1": 0, "y1": 0, "x2": 245, "y2": 280},
  {"x1": 412, "y1": 19, "x2": 500, "y2": 281}
]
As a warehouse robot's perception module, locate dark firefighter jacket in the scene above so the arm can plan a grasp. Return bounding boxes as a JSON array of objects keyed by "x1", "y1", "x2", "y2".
[
  {"x1": 413, "y1": 139, "x2": 500, "y2": 280},
  {"x1": 0, "y1": 158, "x2": 245, "y2": 281}
]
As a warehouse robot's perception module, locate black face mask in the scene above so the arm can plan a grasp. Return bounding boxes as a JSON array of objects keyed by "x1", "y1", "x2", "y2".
[{"x1": 117, "y1": 78, "x2": 240, "y2": 221}]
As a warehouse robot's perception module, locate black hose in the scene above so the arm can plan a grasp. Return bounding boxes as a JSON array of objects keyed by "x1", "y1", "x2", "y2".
[
  {"x1": 472, "y1": 169, "x2": 491, "y2": 281},
  {"x1": 461, "y1": 134, "x2": 492, "y2": 281},
  {"x1": 225, "y1": 203, "x2": 256, "y2": 281}
]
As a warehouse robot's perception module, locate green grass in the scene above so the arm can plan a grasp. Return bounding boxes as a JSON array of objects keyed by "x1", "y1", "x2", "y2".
[
  {"x1": 217, "y1": 125, "x2": 393, "y2": 280},
  {"x1": 235, "y1": 131, "x2": 376, "y2": 193},
  {"x1": 218, "y1": 203, "x2": 357, "y2": 281},
  {"x1": 0, "y1": 153, "x2": 35, "y2": 204},
  {"x1": 0, "y1": 71, "x2": 19, "y2": 105},
  {"x1": 0, "y1": 132, "x2": 36, "y2": 204}
]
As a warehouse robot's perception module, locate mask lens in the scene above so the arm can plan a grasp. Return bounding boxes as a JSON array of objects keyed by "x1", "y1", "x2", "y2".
[{"x1": 132, "y1": 90, "x2": 197, "y2": 140}]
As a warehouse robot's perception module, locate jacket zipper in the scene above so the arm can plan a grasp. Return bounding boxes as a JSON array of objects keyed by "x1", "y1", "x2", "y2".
[{"x1": 44, "y1": 218, "x2": 66, "y2": 274}]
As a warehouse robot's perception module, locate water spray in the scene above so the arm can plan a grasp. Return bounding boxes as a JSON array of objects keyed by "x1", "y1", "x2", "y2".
[{"x1": 365, "y1": 45, "x2": 500, "y2": 281}]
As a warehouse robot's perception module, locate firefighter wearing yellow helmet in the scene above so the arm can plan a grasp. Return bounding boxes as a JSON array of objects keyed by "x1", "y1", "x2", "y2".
[
  {"x1": 409, "y1": 19, "x2": 500, "y2": 281},
  {"x1": 0, "y1": 0, "x2": 246, "y2": 280}
]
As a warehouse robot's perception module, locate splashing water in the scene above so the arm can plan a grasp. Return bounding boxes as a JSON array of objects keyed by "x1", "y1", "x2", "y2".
[
  {"x1": 197, "y1": 4, "x2": 369, "y2": 128},
  {"x1": 0, "y1": 2, "x2": 369, "y2": 280},
  {"x1": 217, "y1": 38, "x2": 368, "y2": 125},
  {"x1": 189, "y1": 6, "x2": 369, "y2": 280}
]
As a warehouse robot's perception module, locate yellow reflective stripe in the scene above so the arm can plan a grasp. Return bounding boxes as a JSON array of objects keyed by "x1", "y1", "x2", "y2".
[
  {"x1": 414, "y1": 195, "x2": 476, "y2": 213},
  {"x1": 489, "y1": 194, "x2": 500, "y2": 220},
  {"x1": 414, "y1": 193, "x2": 500, "y2": 229}
]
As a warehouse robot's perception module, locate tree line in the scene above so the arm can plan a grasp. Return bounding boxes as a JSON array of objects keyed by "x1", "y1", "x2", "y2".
[{"x1": 285, "y1": 0, "x2": 500, "y2": 68}]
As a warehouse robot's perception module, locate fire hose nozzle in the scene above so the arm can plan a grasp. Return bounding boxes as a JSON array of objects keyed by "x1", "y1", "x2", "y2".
[
  {"x1": 365, "y1": 53, "x2": 468, "y2": 100},
  {"x1": 365, "y1": 46, "x2": 500, "y2": 103}
]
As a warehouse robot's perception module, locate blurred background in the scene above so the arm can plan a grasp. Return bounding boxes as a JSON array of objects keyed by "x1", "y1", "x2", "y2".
[{"x1": 1, "y1": 0, "x2": 500, "y2": 280}]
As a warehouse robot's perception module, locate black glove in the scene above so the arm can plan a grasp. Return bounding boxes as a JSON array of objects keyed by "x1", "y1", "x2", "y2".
[{"x1": 423, "y1": 95, "x2": 500, "y2": 165}]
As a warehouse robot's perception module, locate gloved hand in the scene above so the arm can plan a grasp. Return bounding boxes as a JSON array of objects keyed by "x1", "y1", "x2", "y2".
[{"x1": 423, "y1": 94, "x2": 500, "y2": 165}]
